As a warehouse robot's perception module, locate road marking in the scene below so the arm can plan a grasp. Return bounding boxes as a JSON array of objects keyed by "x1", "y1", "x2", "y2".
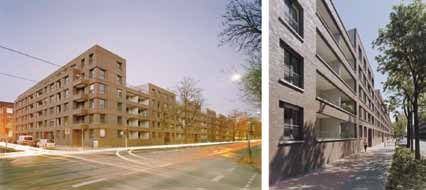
[
  {"x1": 211, "y1": 175, "x2": 224, "y2": 182},
  {"x1": 227, "y1": 167, "x2": 236, "y2": 172},
  {"x1": 72, "y1": 178, "x2": 106, "y2": 188},
  {"x1": 243, "y1": 173, "x2": 257, "y2": 190}
]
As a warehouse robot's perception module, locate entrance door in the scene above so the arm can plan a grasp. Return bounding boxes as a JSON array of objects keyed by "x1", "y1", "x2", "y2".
[
  {"x1": 72, "y1": 130, "x2": 82, "y2": 146},
  {"x1": 368, "y1": 129, "x2": 373, "y2": 147},
  {"x1": 164, "y1": 133, "x2": 171, "y2": 144}
]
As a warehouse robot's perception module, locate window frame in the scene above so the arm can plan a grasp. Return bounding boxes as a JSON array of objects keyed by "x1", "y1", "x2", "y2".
[{"x1": 281, "y1": 101, "x2": 304, "y2": 141}]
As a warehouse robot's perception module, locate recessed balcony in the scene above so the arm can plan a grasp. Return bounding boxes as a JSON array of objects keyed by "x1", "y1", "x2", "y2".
[
  {"x1": 317, "y1": 32, "x2": 356, "y2": 92},
  {"x1": 73, "y1": 93, "x2": 88, "y2": 102},
  {"x1": 73, "y1": 78, "x2": 89, "y2": 88},
  {"x1": 316, "y1": 72, "x2": 355, "y2": 114},
  {"x1": 315, "y1": 113, "x2": 356, "y2": 140},
  {"x1": 73, "y1": 107, "x2": 88, "y2": 116}
]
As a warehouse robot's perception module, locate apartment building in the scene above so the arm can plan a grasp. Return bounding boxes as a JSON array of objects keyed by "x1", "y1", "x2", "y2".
[
  {"x1": 269, "y1": 0, "x2": 392, "y2": 183},
  {"x1": 0, "y1": 101, "x2": 14, "y2": 139},
  {"x1": 14, "y1": 45, "x2": 254, "y2": 147}
]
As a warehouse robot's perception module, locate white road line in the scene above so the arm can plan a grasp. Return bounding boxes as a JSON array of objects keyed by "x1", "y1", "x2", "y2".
[
  {"x1": 72, "y1": 178, "x2": 106, "y2": 188},
  {"x1": 227, "y1": 167, "x2": 236, "y2": 172},
  {"x1": 211, "y1": 175, "x2": 224, "y2": 182},
  {"x1": 243, "y1": 173, "x2": 257, "y2": 190}
]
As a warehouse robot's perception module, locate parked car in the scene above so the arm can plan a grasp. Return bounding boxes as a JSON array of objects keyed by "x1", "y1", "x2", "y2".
[
  {"x1": 17, "y1": 135, "x2": 35, "y2": 146},
  {"x1": 36, "y1": 139, "x2": 55, "y2": 148}
]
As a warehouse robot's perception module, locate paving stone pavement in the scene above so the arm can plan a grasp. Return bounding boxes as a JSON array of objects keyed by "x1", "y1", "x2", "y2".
[{"x1": 271, "y1": 142, "x2": 395, "y2": 190}]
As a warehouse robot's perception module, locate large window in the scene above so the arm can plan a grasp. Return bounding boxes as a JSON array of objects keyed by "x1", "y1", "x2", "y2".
[
  {"x1": 282, "y1": 41, "x2": 303, "y2": 88},
  {"x1": 98, "y1": 99, "x2": 105, "y2": 109},
  {"x1": 284, "y1": 0, "x2": 303, "y2": 36},
  {"x1": 99, "y1": 83, "x2": 106, "y2": 94},
  {"x1": 282, "y1": 101, "x2": 303, "y2": 140}
]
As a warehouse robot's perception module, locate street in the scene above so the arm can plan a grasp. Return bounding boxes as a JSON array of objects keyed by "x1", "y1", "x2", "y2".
[{"x1": 0, "y1": 142, "x2": 261, "y2": 190}]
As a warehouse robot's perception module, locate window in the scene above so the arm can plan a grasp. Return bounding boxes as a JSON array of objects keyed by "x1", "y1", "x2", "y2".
[
  {"x1": 117, "y1": 102, "x2": 123, "y2": 111},
  {"x1": 99, "y1": 99, "x2": 105, "y2": 109},
  {"x1": 89, "y1": 53, "x2": 94, "y2": 63},
  {"x1": 281, "y1": 101, "x2": 303, "y2": 140},
  {"x1": 117, "y1": 61, "x2": 123, "y2": 71},
  {"x1": 117, "y1": 116, "x2": 122, "y2": 125},
  {"x1": 116, "y1": 89, "x2": 123, "y2": 98},
  {"x1": 89, "y1": 69, "x2": 95, "y2": 79},
  {"x1": 100, "y1": 129, "x2": 106, "y2": 138},
  {"x1": 99, "y1": 83, "x2": 106, "y2": 94},
  {"x1": 88, "y1": 114, "x2": 94, "y2": 123},
  {"x1": 100, "y1": 114, "x2": 106, "y2": 123},
  {"x1": 64, "y1": 103, "x2": 69, "y2": 112},
  {"x1": 64, "y1": 89, "x2": 69, "y2": 98},
  {"x1": 282, "y1": 41, "x2": 303, "y2": 88},
  {"x1": 81, "y1": 58, "x2": 85, "y2": 68},
  {"x1": 64, "y1": 76, "x2": 69, "y2": 85},
  {"x1": 6, "y1": 108, "x2": 13, "y2": 114},
  {"x1": 89, "y1": 129, "x2": 94, "y2": 139},
  {"x1": 99, "y1": 69, "x2": 106, "y2": 80},
  {"x1": 284, "y1": 0, "x2": 303, "y2": 36},
  {"x1": 116, "y1": 75, "x2": 122, "y2": 84},
  {"x1": 89, "y1": 99, "x2": 95, "y2": 109},
  {"x1": 89, "y1": 84, "x2": 95, "y2": 94}
]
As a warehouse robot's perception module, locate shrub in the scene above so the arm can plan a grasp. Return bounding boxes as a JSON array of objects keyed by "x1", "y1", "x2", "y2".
[{"x1": 386, "y1": 148, "x2": 426, "y2": 190}]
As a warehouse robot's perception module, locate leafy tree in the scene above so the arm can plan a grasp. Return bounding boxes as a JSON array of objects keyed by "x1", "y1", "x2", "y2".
[
  {"x1": 392, "y1": 114, "x2": 407, "y2": 140},
  {"x1": 383, "y1": 73, "x2": 414, "y2": 151},
  {"x1": 220, "y1": 0, "x2": 261, "y2": 106},
  {"x1": 373, "y1": 0, "x2": 426, "y2": 159}
]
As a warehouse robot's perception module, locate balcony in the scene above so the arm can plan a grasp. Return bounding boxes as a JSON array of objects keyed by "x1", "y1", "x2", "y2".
[
  {"x1": 73, "y1": 107, "x2": 88, "y2": 116},
  {"x1": 316, "y1": 0, "x2": 355, "y2": 70},
  {"x1": 73, "y1": 93, "x2": 88, "y2": 102},
  {"x1": 317, "y1": 32, "x2": 356, "y2": 92},
  {"x1": 315, "y1": 113, "x2": 356, "y2": 140},
  {"x1": 316, "y1": 72, "x2": 355, "y2": 114},
  {"x1": 73, "y1": 78, "x2": 89, "y2": 88}
]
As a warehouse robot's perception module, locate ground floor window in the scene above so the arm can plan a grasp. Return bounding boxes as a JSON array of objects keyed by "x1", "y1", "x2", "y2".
[
  {"x1": 100, "y1": 129, "x2": 106, "y2": 138},
  {"x1": 281, "y1": 101, "x2": 304, "y2": 141}
]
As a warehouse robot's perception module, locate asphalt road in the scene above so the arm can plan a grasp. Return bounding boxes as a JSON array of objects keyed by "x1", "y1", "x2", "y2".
[{"x1": 0, "y1": 142, "x2": 261, "y2": 190}]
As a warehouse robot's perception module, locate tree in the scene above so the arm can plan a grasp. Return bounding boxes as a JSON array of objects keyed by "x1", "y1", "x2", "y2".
[
  {"x1": 392, "y1": 114, "x2": 407, "y2": 141},
  {"x1": 383, "y1": 73, "x2": 414, "y2": 151},
  {"x1": 219, "y1": 0, "x2": 261, "y2": 53},
  {"x1": 220, "y1": 0, "x2": 261, "y2": 106},
  {"x1": 176, "y1": 77, "x2": 205, "y2": 143},
  {"x1": 373, "y1": 0, "x2": 426, "y2": 159}
]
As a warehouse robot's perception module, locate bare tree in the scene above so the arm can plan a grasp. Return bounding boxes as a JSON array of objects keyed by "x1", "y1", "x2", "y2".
[
  {"x1": 220, "y1": 0, "x2": 261, "y2": 107},
  {"x1": 176, "y1": 77, "x2": 205, "y2": 143},
  {"x1": 220, "y1": 0, "x2": 261, "y2": 53}
]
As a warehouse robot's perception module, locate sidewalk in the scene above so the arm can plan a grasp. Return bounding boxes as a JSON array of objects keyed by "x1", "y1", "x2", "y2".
[{"x1": 271, "y1": 142, "x2": 395, "y2": 190}]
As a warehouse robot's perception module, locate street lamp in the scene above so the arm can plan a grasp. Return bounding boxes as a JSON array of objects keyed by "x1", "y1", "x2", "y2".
[
  {"x1": 247, "y1": 120, "x2": 254, "y2": 161},
  {"x1": 231, "y1": 73, "x2": 242, "y2": 82}
]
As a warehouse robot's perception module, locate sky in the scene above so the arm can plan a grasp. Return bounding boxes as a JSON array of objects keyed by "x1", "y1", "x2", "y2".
[{"x1": 0, "y1": 0, "x2": 255, "y2": 115}]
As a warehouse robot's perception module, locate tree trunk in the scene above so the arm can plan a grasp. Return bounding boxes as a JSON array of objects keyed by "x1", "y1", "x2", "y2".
[
  {"x1": 413, "y1": 90, "x2": 421, "y2": 160},
  {"x1": 404, "y1": 97, "x2": 411, "y2": 149}
]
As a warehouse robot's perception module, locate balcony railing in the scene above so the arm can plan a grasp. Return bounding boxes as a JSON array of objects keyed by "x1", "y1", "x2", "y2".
[
  {"x1": 284, "y1": 68, "x2": 303, "y2": 88},
  {"x1": 74, "y1": 93, "x2": 88, "y2": 102},
  {"x1": 73, "y1": 107, "x2": 88, "y2": 116},
  {"x1": 73, "y1": 78, "x2": 89, "y2": 88}
]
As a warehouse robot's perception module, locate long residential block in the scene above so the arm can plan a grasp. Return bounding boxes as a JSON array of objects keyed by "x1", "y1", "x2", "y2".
[
  {"x1": 269, "y1": 0, "x2": 392, "y2": 184},
  {"x1": 14, "y1": 45, "x2": 260, "y2": 147}
]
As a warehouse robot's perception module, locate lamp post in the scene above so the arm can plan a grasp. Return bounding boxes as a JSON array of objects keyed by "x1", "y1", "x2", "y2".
[{"x1": 247, "y1": 120, "x2": 253, "y2": 161}]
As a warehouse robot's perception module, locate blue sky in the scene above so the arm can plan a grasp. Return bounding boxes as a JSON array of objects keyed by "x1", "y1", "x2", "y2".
[
  {"x1": 334, "y1": 0, "x2": 403, "y2": 101},
  {"x1": 0, "y1": 0, "x2": 254, "y2": 115}
]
